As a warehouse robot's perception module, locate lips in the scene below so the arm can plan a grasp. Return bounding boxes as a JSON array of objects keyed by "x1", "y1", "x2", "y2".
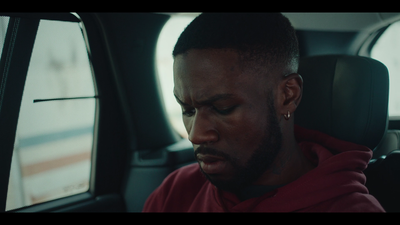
[{"x1": 196, "y1": 153, "x2": 228, "y2": 175}]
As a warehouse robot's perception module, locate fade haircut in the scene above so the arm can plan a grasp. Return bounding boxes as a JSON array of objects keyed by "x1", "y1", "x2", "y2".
[{"x1": 173, "y1": 13, "x2": 299, "y2": 78}]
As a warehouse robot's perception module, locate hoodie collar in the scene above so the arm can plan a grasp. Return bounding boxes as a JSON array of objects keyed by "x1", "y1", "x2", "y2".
[{"x1": 214, "y1": 125, "x2": 373, "y2": 212}]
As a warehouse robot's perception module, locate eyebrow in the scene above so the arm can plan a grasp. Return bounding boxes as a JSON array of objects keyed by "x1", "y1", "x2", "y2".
[
  {"x1": 174, "y1": 94, "x2": 189, "y2": 106},
  {"x1": 174, "y1": 93, "x2": 235, "y2": 106}
]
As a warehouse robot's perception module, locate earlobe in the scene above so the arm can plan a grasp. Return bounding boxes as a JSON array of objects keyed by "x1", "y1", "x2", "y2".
[
  {"x1": 283, "y1": 111, "x2": 291, "y2": 120},
  {"x1": 279, "y1": 73, "x2": 303, "y2": 116}
]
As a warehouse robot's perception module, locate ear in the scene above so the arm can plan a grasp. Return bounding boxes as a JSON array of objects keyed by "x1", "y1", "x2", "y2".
[{"x1": 276, "y1": 73, "x2": 303, "y2": 120}]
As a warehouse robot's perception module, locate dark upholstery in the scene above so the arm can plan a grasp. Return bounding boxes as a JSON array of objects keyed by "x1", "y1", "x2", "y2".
[
  {"x1": 365, "y1": 150, "x2": 400, "y2": 212},
  {"x1": 295, "y1": 54, "x2": 400, "y2": 211},
  {"x1": 295, "y1": 55, "x2": 389, "y2": 151},
  {"x1": 373, "y1": 129, "x2": 400, "y2": 159}
]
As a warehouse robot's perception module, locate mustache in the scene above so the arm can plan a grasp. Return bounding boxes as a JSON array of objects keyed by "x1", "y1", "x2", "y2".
[{"x1": 194, "y1": 146, "x2": 231, "y2": 161}]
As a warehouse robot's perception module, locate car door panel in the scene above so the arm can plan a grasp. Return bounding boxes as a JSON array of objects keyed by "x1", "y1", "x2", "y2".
[{"x1": 124, "y1": 138, "x2": 196, "y2": 212}]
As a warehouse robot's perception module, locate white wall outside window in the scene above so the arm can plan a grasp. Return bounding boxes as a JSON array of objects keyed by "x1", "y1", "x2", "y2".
[
  {"x1": 371, "y1": 20, "x2": 400, "y2": 120},
  {"x1": 156, "y1": 14, "x2": 198, "y2": 138}
]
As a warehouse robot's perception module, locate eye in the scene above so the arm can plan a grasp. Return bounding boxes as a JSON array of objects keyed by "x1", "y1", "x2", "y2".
[
  {"x1": 182, "y1": 107, "x2": 196, "y2": 117},
  {"x1": 213, "y1": 106, "x2": 237, "y2": 115}
]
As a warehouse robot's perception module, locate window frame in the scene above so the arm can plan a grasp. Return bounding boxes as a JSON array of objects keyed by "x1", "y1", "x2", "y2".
[
  {"x1": 357, "y1": 25, "x2": 389, "y2": 58},
  {"x1": 362, "y1": 21, "x2": 400, "y2": 123},
  {"x1": 0, "y1": 16, "x2": 40, "y2": 212},
  {"x1": 1, "y1": 12, "x2": 172, "y2": 212},
  {"x1": 0, "y1": 13, "x2": 100, "y2": 212}
]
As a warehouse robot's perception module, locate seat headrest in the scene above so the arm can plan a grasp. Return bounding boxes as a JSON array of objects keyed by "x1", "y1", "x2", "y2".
[{"x1": 295, "y1": 55, "x2": 389, "y2": 150}]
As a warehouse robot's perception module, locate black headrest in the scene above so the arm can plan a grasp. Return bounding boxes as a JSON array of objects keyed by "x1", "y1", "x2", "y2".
[{"x1": 295, "y1": 55, "x2": 389, "y2": 150}]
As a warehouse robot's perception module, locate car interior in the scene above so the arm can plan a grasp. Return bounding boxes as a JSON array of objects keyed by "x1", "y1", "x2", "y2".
[{"x1": 1, "y1": 12, "x2": 400, "y2": 212}]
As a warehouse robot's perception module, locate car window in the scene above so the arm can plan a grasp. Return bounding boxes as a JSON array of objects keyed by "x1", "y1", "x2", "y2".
[
  {"x1": 0, "y1": 16, "x2": 9, "y2": 57},
  {"x1": 6, "y1": 19, "x2": 96, "y2": 211},
  {"x1": 156, "y1": 14, "x2": 197, "y2": 138},
  {"x1": 370, "y1": 20, "x2": 400, "y2": 120}
]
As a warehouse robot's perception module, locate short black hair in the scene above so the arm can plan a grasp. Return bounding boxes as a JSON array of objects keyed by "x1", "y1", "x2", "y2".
[{"x1": 173, "y1": 13, "x2": 299, "y2": 76}]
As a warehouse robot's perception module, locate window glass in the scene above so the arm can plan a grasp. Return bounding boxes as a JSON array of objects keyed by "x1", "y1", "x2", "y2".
[
  {"x1": 6, "y1": 19, "x2": 96, "y2": 211},
  {"x1": 370, "y1": 20, "x2": 400, "y2": 119},
  {"x1": 0, "y1": 16, "x2": 10, "y2": 59},
  {"x1": 156, "y1": 14, "x2": 197, "y2": 138}
]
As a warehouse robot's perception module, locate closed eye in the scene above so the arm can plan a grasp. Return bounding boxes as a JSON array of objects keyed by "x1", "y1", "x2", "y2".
[
  {"x1": 182, "y1": 107, "x2": 196, "y2": 117},
  {"x1": 213, "y1": 106, "x2": 237, "y2": 115}
]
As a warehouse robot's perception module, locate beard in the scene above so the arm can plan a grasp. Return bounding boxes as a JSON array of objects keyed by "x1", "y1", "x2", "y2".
[{"x1": 194, "y1": 98, "x2": 282, "y2": 193}]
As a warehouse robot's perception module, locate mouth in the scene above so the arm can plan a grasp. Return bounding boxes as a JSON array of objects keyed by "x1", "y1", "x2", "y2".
[{"x1": 196, "y1": 153, "x2": 228, "y2": 175}]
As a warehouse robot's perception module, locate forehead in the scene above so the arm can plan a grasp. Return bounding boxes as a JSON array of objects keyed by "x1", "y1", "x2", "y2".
[
  {"x1": 174, "y1": 49, "x2": 241, "y2": 81},
  {"x1": 173, "y1": 49, "x2": 264, "y2": 100}
]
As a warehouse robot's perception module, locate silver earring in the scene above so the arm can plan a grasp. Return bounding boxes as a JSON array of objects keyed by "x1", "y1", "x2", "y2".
[{"x1": 284, "y1": 111, "x2": 290, "y2": 120}]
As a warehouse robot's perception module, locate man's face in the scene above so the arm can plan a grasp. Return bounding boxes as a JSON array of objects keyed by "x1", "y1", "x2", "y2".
[{"x1": 173, "y1": 49, "x2": 282, "y2": 192}]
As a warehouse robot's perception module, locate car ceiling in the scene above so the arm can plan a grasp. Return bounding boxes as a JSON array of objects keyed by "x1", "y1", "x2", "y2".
[
  {"x1": 160, "y1": 12, "x2": 400, "y2": 32},
  {"x1": 283, "y1": 13, "x2": 400, "y2": 32}
]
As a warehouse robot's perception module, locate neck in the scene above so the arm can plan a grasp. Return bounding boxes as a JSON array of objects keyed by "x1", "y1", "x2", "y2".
[{"x1": 253, "y1": 135, "x2": 315, "y2": 186}]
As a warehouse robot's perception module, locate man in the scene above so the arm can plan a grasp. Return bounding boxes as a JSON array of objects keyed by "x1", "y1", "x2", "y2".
[{"x1": 142, "y1": 13, "x2": 384, "y2": 212}]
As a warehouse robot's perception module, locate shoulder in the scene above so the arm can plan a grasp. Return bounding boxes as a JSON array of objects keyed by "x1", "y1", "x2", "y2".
[
  {"x1": 336, "y1": 193, "x2": 385, "y2": 212},
  {"x1": 157, "y1": 163, "x2": 205, "y2": 189},
  {"x1": 310, "y1": 192, "x2": 385, "y2": 212},
  {"x1": 143, "y1": 163, "x2": 208, "y2": 212},
  {"x1": 169, "y1": 163, "x2": 204, "y2": 182}
]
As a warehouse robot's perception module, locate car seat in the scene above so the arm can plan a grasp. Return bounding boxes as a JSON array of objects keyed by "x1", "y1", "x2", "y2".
[
  {"x1": 364, "y1": 149, "x2": 400, "y2": 212},
  {"x1": 372, "y1": 129, "x2": 400, "y2": 159},
  {"x1": 295, "y1": 54, "x2": 397, "y2": 211},
  {"x1": 295, "y1": 55, "x2": 388, "y2": 151}
]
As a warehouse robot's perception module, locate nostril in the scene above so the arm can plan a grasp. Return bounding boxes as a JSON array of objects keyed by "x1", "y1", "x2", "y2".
[
  {"x1": 187, "y1": 110, "x2": 219, "y2": 145},
  {"x1": 189, "y1": 129, "x2": 219, "y2": 145}
]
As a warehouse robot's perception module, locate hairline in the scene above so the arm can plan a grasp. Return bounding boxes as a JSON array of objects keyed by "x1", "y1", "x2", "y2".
[{"x1": 173, "y1": 47, "x2": 298, "y2": 84}]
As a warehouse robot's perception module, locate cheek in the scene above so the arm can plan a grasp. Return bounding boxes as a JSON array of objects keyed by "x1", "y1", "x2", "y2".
[
  {"x1": 220, "y1": 110, "x2": 268, "y2": 148},
  {"x1": 182, "y1": 117, "x2": 198, "y2": 142},
  {"x1": 182, "y1": 117, "x2": 191, "y2": 133}
]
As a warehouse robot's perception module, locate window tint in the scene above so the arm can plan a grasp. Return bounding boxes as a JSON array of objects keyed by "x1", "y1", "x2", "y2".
[
  {"x1": 156, "y1": 14, "x2": 197, "y2": 138},
  {"x1": 370, "y1": 20, "x2": 400, "y2": 119},
  {"x1": 0, "y1": 16, "x2": 9, "y2": 57},
  {"x1": 6, "y1": 19, "x2": 96, "y2": 211}
]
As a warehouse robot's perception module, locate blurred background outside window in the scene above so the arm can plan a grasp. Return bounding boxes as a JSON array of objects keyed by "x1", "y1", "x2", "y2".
[
  {"x1": 371, "y1": 20, "x2": 400, "y2": 120},
  {"x1": 156, "y1": 13, "x2": 198, "y2": 138},
  {"x1": 6, "y1": 19, "x2": 96, "y2": 211}
]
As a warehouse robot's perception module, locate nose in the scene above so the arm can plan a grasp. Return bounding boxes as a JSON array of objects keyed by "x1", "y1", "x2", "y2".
[{"x1": 187, "y1": 110, "x2": 219, "y2": 145}]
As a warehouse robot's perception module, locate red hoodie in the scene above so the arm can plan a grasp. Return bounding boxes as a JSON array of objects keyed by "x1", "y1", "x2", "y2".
[{"x1": 142, "y1": 126, "x2": 385, "y2": 212}]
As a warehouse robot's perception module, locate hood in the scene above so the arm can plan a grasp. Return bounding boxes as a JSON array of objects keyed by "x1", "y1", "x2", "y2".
[{"x1": 215, "y1": 125, "x2": 376, "y2": 212}]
